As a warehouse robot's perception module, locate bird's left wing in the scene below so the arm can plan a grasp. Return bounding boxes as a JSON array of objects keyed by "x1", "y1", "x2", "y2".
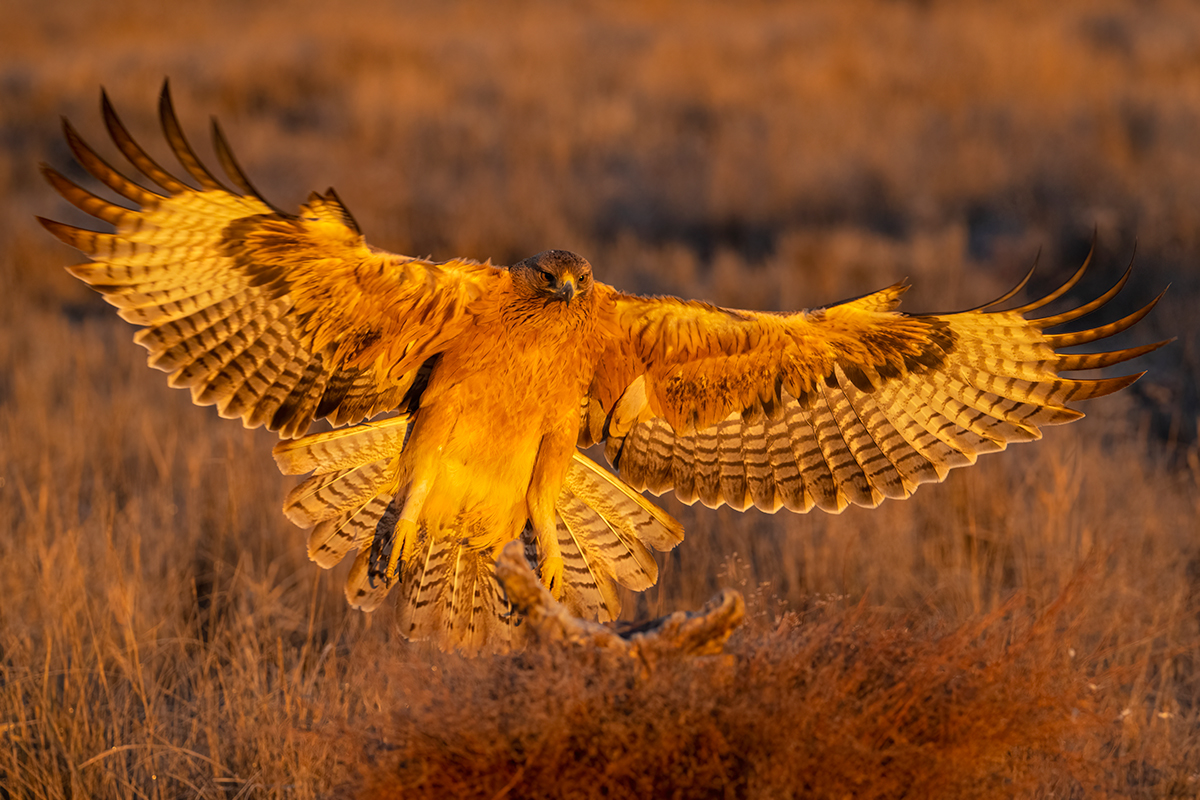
[
  {"x1": 584, "y1": 261, "x2": 1165, "y2": 513},
  {"x1": 40, "y1": 84, "x2": 499, "y2": 438}
]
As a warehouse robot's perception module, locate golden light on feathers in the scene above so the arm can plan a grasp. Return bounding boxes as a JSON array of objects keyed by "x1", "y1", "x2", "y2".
[{"x1": 41, "y1": 83, "x2": 1166, "y2": 653}]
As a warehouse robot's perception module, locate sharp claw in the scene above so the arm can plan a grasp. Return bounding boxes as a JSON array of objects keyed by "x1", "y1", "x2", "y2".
[
  {"x1": 540, "y1": 554, "x2": 565, "y2": 601},
  {"x1": 367, "y1": 519, "x2": 417, "y2": 590},
  {"x1": 385, "y1": 543, "x2": 402, "y2": 585},
  {"x1": 367, "y1": 533, "x2": 393, "y2": 588}
]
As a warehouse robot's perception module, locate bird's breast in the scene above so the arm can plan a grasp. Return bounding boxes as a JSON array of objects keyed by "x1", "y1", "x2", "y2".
[{"x1": 398, "y1": 309, "x2": 599, "y2": 536}]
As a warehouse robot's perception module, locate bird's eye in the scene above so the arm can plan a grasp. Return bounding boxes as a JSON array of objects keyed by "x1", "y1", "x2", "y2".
[{"x1": 539, "y1": 269, "x2": 554, "y2": 283}]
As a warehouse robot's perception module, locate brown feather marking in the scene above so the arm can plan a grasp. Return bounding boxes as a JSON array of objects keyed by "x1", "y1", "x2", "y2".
[
  {"x1": 308, "y1": 493, "x2": 392, "y2": 568},
  {"x1": 783, "y1": 394, "x2": 839, "y2": 510},
  {"x1": 716, "y1": 416, "x2": 751, "y2": 511},
  {"x1": 761, "y1": 413, "x2": 811, "y2": 512},
  {"x1": 691, "y1": 427, "x2": 724, "y2": 508},
  {"x1": 669, "y1": 431, "x2": 700, "y2": 506},
  {"x1": 101, "y1": 88, "x2": 193, "y2": 194},
  {"x1": 47, "y1": 88, "x2": 499, "y2": 437},
  {"x1": 808, "y1": 387, "x2": 870, "y2": 511},
  {"x1": 831, "y1": 365, "x2": 911, "y2": 500},
  {"x1": 740, "y1": 416, "x2": 781, "y2": 513},
  {"x1": 60, "y1": 117, "x2": 164, "y2": 206},
  {"x1": 841, "y1": 377, "x2": 940, "y2": 491},
  {"x1": 41, "y1": 166, "x2": 136, "y2": 226},
  {"x1": 158, "y1": 81, "x2": 230, "y2": 193}
]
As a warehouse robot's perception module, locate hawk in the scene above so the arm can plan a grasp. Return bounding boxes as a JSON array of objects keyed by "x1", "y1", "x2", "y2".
[{"x1": 41, "y1": 85, "x2": 1165, "y2": 653}]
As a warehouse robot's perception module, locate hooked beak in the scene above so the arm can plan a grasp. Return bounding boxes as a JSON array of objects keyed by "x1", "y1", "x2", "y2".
[{"x1": 551, "y1": 277, "x2": 576, "y2": 304}]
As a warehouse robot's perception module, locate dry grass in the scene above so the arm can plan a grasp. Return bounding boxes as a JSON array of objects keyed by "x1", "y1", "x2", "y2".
[
  {"x1": 354, "y1": 587, "x2": 1163, "y2": 800},
  {"x1": 2, "y1": 0, "x2": 1199, "y2": 796}
]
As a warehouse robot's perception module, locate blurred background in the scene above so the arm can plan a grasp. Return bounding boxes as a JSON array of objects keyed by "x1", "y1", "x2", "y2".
[
  {"x1": 8, "y1": 0, "x2": 1194, "y2": 426},
  {"x1": 2, "y1": 0, "x2": 1198, "y2": 795}
]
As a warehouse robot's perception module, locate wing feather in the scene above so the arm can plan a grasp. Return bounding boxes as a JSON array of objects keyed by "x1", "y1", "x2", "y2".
[
  {"x1": 42, "y1": 83, "x2": 500, "y2": 438},
  {"x1": 589, "y1": 254, "x2": 1165, "y2": 513},
  {"x1": 763, "y1": 415, "x2": 808, "y2": 512},
  {"x1": 555, "y1": 504, "x2": 614, "y2": 621}
]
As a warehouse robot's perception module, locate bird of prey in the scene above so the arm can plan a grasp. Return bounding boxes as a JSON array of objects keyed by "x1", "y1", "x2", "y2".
[{"x1": 40, "y1": 85, "x2": 1165, "y2": 653}]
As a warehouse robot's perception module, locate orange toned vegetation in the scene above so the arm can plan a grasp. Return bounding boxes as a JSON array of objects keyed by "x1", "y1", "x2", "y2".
[
  {"x1": 356, "y1": 589, "x2": 1148, "y2": 799},
  {"x1": 1, "y1": 0, "x2": 1197, "y2": 797}
]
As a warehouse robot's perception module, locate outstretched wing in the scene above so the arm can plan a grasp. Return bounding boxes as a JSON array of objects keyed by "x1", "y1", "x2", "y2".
[
  {"x1": 584, "y1": 257, "x2": 1166, "y2": 513},
  {"x1": 40, "y1": 83, "x2": 499, "y2": 438}
]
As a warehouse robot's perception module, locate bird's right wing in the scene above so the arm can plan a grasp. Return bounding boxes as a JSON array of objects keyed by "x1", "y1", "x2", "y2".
[{"x1": 41, "y1": 83, "x2": 500, "y2": 438}]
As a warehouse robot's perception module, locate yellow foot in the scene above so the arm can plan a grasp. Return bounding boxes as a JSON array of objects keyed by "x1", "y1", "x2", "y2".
[
  {"x1": 385, "y1": 519, "x2": 419, "y2": 584},
  {"x1": 540, "y1": 554, "x2": 565, "y2": 601},
  {"x1": 370, "y1": 518, "x2": 419, "y2": 588}
]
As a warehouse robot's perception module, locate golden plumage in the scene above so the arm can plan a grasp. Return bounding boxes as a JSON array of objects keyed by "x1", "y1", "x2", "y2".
[{"x1": 41, "y1": 84, "x2": 1165, "y2": 653}]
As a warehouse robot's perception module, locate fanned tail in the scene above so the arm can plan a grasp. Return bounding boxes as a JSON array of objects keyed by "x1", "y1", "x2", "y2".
[
  {"x1": 274, "y1": 421, "x2": 683, "y2": 651},
  {"x1": 391, "y1": 525, "x2": 526, "y2": 654}
]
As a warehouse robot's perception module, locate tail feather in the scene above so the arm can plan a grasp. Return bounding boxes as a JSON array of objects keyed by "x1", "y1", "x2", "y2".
[
  {"x1": 275, "y1": 423, "x2": 682, "y2": 652},
  {"x1": 393, "y1": 527, "x2": 524, "y2": 654},
  {"x1": 450, "y1": 545, "x2": 518, "y2": 653},
  {"x1": 403, "y1": 532, "x2": 455, "y2": 636}
]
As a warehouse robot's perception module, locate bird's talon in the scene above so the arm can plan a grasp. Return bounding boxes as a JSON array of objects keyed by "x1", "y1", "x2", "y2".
[{"x1": 540, "y1": 555, "x2": 565, "y2": 601}]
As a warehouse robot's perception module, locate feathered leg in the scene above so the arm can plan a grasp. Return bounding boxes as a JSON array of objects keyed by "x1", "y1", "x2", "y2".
[{"x1": 527, "y1": 426, "x2": 578, "y2": 599}]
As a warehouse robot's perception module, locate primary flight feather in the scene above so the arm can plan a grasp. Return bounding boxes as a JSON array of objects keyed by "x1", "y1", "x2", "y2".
[{"x1": 41, "y1": 84, "x2": 1165, "y2": 653}]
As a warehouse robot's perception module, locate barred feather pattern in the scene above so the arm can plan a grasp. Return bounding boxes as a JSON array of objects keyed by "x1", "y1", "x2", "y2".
[
  {"x1": 42, "y1": 85, "x2": 1165, "y2": 656},
  {"x1": 39, "y1": 83, "x2": 495, "y2": 438},
  {"x1": 390, "y1": 525, "x2": 526, "y2": 655},
  {"x1": 553, "y1": 455, "x2": 685, "y2": 621},
  {"x1": 272, "y1": 416, "x2": 681, "y2": 652},
  {"x1": 605, "y1": 268, "x2": 1166, "y2": 513},
  {"x1": 273, "y1": 417, "x2": 410, "y2": 570},
  {"x1": 281, "y1": 424, "x2": 525, "y2": 653}
]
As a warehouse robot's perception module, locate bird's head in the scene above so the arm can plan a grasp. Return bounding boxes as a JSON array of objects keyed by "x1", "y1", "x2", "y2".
[{"x1": 511, "y1": 250, "x2": 594, "y2": 307}]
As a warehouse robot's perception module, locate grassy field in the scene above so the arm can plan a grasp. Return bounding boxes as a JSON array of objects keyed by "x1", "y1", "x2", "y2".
[{"x1": 2, "y1": 0, "x2": 1198, "y2": 796}]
